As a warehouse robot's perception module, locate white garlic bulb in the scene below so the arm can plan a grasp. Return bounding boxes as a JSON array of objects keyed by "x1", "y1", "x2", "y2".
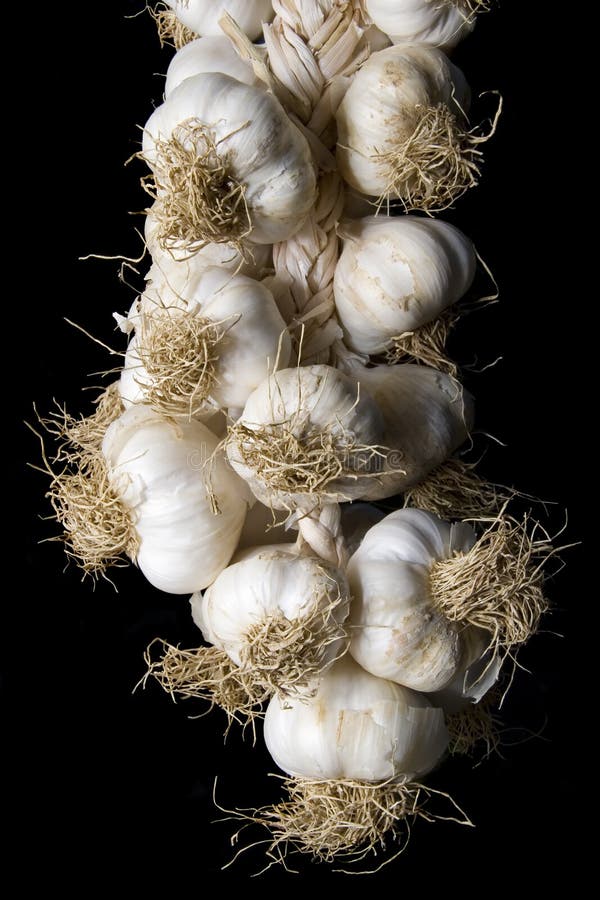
[
  {"x1": 165, "y1": 36, "x2": 259, "y2": 99},
  {"x1": 336, "y1": 45, "x2": 471, "y2": 207},
  {"x1": 334, "y1": 216, "x2": 476, "y2": 356},
  {"x1": 432, "y1": 627, "x2": 502, "y2": 713},
  {"x1": 226, "y1": 364, "x2": 387, "y2": 511},
  {"x1": 191, "y1": 546, "x2": 350, "y2": 683},
  {"x1": 102, "y1": 405, "x2": 250, "y2": 593},
  {"x1": 142, "y1": 73, "x2": 317, "y2": 249},
  {"x1": 164, "y1": 0, "x2": 274, "y2": 42},
  {"x1": 347, "y1": 508, "x2": 476, "y2": 691},
  {"x1": 365, "y1": 0, "x2": 477, "y2": 50},
  {"x1": 264, "y1": 654, "x2": 448, "y2": 781},
  {"x1": 119, "y1": 266, "x2": 291, "y2": 418}
]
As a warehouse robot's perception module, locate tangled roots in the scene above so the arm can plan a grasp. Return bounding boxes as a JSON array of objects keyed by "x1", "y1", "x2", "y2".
[
  {"x1": 429, "y1": 510, "x2": 554, "y2": 655},
  {"x1": 149, "y1": 4, "x2": 197, "y2": 49},
  {"x1": 44, "y1": 383, "x2": 123, "y2": 461},
  {"x1": 136, "y1": 309, "x2": 228, "y2": 418},
  {"x1": 143, "y1": 640, "x2": 270, "y2": 728},
  {"x1": 447, "y1": 693, "x2": 501, "y2": 756},
  {"x1": 387, "y1": 308, "x2": 459, "y2": 373},
  {"x1": 233, "y1": 777, "x2": 471, "y2": 869},
  {"x1": 404, "y1": 459, "x2": 511, "y2": 519},
  {"x1": 377, "y1": 98, "x2": 502, "y2": 213},
  {"x1": 141, "y1": 119, "x2": 251, "y2": 257}
]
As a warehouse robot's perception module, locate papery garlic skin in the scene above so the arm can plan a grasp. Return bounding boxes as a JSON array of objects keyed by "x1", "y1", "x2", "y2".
[
  {"x1": 165, "y1": 36, "x2": 259, "y2": 99},
  {"x1": 432, "y1": 627, "x2": 502, "y2": 713},
  {"x1": 365, "y1": 0, "x2": 476, "y2": 50},
  {"x1": 164, "y1": 0, "x2": 274, "y2": 42},
  {"x1": 102, "y1": 405, "x2": 249, "y2": 593},
  {"x1": 143, "y1": 73, "x2": 317, "y2": 245},
  {"x1": 191, "y1": 546, "x2": 350, "y2": 668},
  {"x1": 119, "y1": 266, "x2": 291, "y2": 415},
  {"x1": 334, "y1": 217, "x2": 476, "y2": 355},
  {"x1": 348, "y1": 508, "x2": 475, "y2": 691},
  {"x1": 226, "y1": 364, "x2": 386, "y2": 510},
  {"x1": 335, "y1": 45, "x2": 469, "y2": 197},
  {"x1": 264, "y1": 654, "x2": 448, "y2": 781}
]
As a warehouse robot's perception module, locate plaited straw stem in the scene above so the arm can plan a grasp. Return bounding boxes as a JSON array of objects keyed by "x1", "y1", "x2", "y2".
[{"x1": 224, "y1": 1, "x2": 373, "y2": 563}]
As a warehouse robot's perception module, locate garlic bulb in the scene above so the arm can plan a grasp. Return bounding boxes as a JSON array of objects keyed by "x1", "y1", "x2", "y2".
[
  {"x1": 265, "y1": 654, "x2": 448, "y2": 781},
  {"x1": 334, "y1": 216, "x2": 476, "y2": 356},
  {"x1": 433, "y1": 627, "x2": 502, "y2": 713},
  {"x1": 119, "y1": 266, "x2": 291, "y2": 418},
  {"x1": 347, "y1": 508, "x2": 476, "y2": 691},
  {"x1": 336, "y1": 45, "x2": 475, "y2": 210},
  {"x1": 365, "y1": 0, "x2": 478, "y2": 50},
  {"x1": 102, "y1": 405, "x2": 249, "y2": 593},
  {"x1": 165, "y1": 36, "x2": 259, "y2": 99},
  {"x1": 226, "y1": 364, "x2": 387, "y2": 511},
  {"x1": 191, "y1": 546, "x2": 350, "y2": 692},
  {"x1": 163, "y1": 0, "x2": 274, "y2": 42},
  {"x1": 142, "y1": 73, "x2": 317, "y2": 252}
]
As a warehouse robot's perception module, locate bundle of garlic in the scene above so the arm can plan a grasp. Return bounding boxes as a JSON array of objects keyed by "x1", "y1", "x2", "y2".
[{"x1": 36, "y1": 0, "x2": 563, "y2": 874}]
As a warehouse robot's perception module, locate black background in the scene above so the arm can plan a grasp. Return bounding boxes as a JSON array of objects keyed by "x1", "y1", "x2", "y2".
[{"x1": 11, "y1": 1, "x2": 586, "y2": 887}]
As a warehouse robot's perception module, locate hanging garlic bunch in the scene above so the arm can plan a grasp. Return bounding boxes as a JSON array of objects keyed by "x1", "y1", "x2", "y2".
[
  {"x1": 347, "y1": 508, "x2": 551, "y2": 693},
  {"x1": 119, "y1": 266, "x2": 291, "y2": 419},
  {"x1": 226, "y1": 362, "x2": 472, "y2": 511},
  {"x1": 253, "y1": 654, "x2": 455, "y2": 863},
  {"x1": 336, "y1": 45, "x2": 497, "y2": 211},
  {"x1": 161, "y1": 1, "x2": 274, "y2": 42},
  {"x1": 364, "y1": 1, "x2": 484, "y2": 50},
  {"x1": 334, "y1": 216, "x2": 476, "y2": 366},
  {"x1": 141, "y1": 72, "x2": 317, "y2": 257}
]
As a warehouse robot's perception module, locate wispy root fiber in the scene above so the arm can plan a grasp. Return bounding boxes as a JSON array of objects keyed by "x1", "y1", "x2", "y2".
[
  {"x1": 141, "y1": 119, "x2": 251, "y2": 257},
  {"x1": 232, "y1": 777, "x2": 471, "y2": 869},
  {"x1": 387, "y1": 308, "x2": 458, "y2": 374},
  {"x1": 149, "y1": 4, "x2": 196, "y2": 49},
  {"x1": 227, "y1": 415, "x2": 387, "y2": 500},
  {"x1": 447, "y1": 692, "x2": 501, "y2": 757},
  {"x1": 429, "y1": 511, "x2": 554, "y2": 655},
  {"x1": 143, "y1": 640, "x2": 270, "y2": 728},
  {"x1": 31, "y1": 386, "x2": 136, "y2": 577},
  {"x1": 240, "y1": 578, "x2": 349, "y2": 696},
  {"x1": 403, "y1": 458, "x2": 511, "y2": 519},
  {"x1": 136, "y1": 309, "x2": 228, "y2": 419},
  {"x1": 377, "y1": 97, "x2": 502, "y2": 213}
]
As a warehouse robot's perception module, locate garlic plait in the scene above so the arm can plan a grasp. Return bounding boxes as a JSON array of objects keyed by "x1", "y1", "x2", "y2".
[
  {"x1": 162, "y1": 1, "x2": 274, "y2": 42},
  {"x1": 119, "y1": 266, "x2": 291, "y2": 420},
  {"x1": 191, "y1": 545, "x2": 351, "y2": 695},
  {"x1": 255, "y1": 654, "x2": 453, "y2": 862},
  {"x1": 334, "y1": 216, "x2": 476, "y2": 360},
  {"x1": 142, "y1": 72, "x2": 317, "y2": 255},
  {"x1": 364, "y1": 0, "x2": 481, "y2": 50},
  {"x1": 336, "y1": 44, "x2": 491, "y2": 211}
]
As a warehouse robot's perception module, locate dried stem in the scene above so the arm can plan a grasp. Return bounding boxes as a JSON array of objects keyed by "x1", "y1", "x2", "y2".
[{"x1": 141, "y1": 119, "x2": 251, "y2": 258}]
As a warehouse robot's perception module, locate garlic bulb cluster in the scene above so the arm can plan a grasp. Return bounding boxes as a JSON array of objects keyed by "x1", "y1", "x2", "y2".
[
  {"x1": 119, "y1": 266, "x2": 291, "y2": 418},
  {"x1": 102, "y1": 405, "x2": 249, "y2": 592},
  {"x1": 142, "y1": 73, "x2": 317, "y2": 251},
  {"x1": 191, "y1": 545, "x2": 350, "y2": 691},
  {"x1": 265, "y1": 654, "x2": 448, "y2": 781},
  {"x1": 336, "y1": 45, "x2": 473, "y2": 210},
  {"x1": 334, "y1": 216, "x2": 476, "y2": 356},
  {"x1": 164, "y1": 36, "x2": 259, "y2": 98},
  {"x1": 163, "y1": 0, "x2": 274, "y2": 42},
  {"x1": 365, "y1": 0, "x2": 478, "y2": 50}
]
